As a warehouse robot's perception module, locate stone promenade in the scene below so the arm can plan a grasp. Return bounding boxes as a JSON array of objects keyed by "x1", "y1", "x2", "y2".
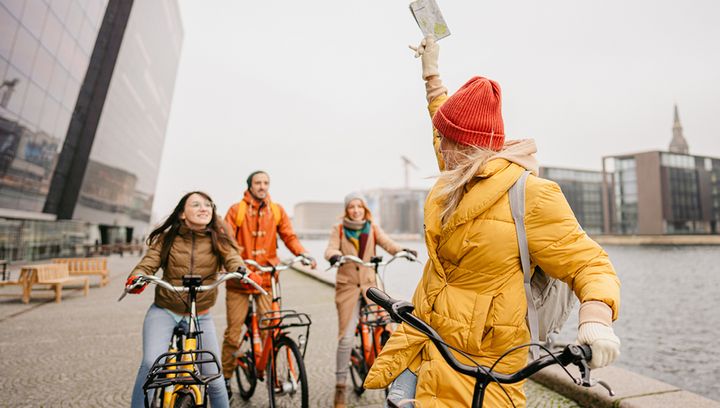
[{"x1": 0, "y1": 255, "x2": 578, "y2": 407}]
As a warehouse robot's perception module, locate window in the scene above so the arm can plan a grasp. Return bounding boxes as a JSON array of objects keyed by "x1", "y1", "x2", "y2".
[
  {"x1": 56, "y1": 30, "x2": 75, "y2": 71},
  {"x1": 49, "y1": 0, "x2": 72, "y2": 21},
  {"x1": 31, "y1": 44, "x2": 53, "y2": 89},
  {"x1": 40, "y1": 11, "x2": 63, "y2": 54},
  {"x1": 47, "y1": 62, "x2": 68, "y2": 101},
  {"x1": 9, "y1": 26, "x2": 38, "y2": 74},
  {"x1": 64, "y1": 2, "x2": 83, "y2": 40},
  {"x1": 0, "y1": 5, "x2": 19, "y2": 60},
  {"x1": 20, "y1": 0, "x2": 47, "y2": 39},
  {"x1": 39, "y1": 96, "x2": 59, "y2": 135},
  {"x1": 20, "y1": 81, "x2": 44, "y2": 124},
  {"x1": 61, "y1": 77, "x2": 79, "y2": 110}
]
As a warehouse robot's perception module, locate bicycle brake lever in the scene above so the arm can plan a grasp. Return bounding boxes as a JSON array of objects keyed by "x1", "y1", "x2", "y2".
[
  {"x1": 575, "y1": 359, "x2": 615, "y2": 396},
  {"x1": 390, "y1": 301, "x2": 415, "y2": 322},
  {"x1": 595, "y1": 379, "x2": 615, "y2": 396},
  {"x1": 577, "y1": 359, "x2": 592, "y2": 387}
]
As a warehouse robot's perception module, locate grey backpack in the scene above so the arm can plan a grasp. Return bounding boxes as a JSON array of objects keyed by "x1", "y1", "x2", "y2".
[{"x1": 509, "y1": 171, "x2": 577, "y2": 360}]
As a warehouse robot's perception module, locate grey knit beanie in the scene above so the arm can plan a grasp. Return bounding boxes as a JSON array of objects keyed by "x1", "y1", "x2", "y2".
[{"x1": 344, "y1": 192, "x2": 367, "y2": 208}]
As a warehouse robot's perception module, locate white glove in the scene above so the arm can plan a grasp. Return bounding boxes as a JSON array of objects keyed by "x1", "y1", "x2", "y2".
[
  {"x1": 577, "y1": 322, "x2": 621, "y2": 369},
  {"x1": 408, "y1": 35, "x2": 439, "y2": 80}
]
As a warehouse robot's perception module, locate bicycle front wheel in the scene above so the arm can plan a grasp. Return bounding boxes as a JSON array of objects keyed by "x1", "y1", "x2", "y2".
[
  {"x1": 172, "y1": 390, "x2": 196, "y2": 408},
  {"x1": 234, "y1": 333, "x2": 257, "y2": 400},
  {"x1": 267, "y1": 336, "x2": 309, "y2": 408}
]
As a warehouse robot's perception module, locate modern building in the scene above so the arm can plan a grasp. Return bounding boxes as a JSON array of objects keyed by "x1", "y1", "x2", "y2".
[
  {"x1": 364, "y1": 188, "x2": 427, "y2": 236},
  {"x1": 292, "y1": 189, "x2": 428, "y2": 238},
  {"x1": 539, "y1": 167, "x2": 604, "y2": 234},
  {"x1": 0, "y1": 0, "x2": 183, "y2": 261},
  {"x1": 601, "y1": 106, "x2": 720, "y2": 235},
  {"x1": 293, "y1": 201, "x2": 344, "y2": 236}
]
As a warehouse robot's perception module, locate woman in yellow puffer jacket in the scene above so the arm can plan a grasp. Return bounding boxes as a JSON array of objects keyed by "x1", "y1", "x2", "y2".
[{"x1": 364, "y1": 36, "x2": 621, "y2": 408}]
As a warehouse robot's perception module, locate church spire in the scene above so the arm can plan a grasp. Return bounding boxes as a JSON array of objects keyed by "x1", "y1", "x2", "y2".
[{"x1": 669, "y1": 104, "x2": 689, "y2": 154}]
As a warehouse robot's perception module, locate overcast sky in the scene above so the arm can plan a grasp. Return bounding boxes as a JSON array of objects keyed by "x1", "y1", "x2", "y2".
[{"x1": 151, "y1": 0, "x2": 720, "y2": 221}]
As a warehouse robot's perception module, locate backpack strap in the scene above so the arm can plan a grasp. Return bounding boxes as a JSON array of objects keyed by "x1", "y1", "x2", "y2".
[
  {"x1": 509, "y1": 170, "x2": 540, "y2": 360},
  {"x1": 270, "y1": 203, "x2": 281, "y2": 228},
  {"x1": 234, "y1": 201, "x2": 248, "y2": 228},
  {"x1": 235, "y1": 201, "x2": 281, "y2": 229}
]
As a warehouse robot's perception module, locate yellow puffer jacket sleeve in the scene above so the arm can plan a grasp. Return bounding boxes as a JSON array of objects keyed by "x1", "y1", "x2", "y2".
[
  {"x1": 363, "y1": 321, "x2": 427, "y2": 389},
  {"x1": 525, "y1": 177, "x2": 621, "y2": 320}
]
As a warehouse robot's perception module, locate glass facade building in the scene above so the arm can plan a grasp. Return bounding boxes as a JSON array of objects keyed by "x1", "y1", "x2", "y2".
[
  {"x1": 539, "y1": 167, "x2": 605, "y2": 234},
  {"x1": 0, "y1": 0, "x2": 182, "y2": 261},
  {"x1": 603, "y1": 152, "x2": 720, "y2": 235},
  {"x1": 1, "y1": 0, "x2": 107, "y2": 213},
  {"x1": 364, "y1": 189, "x2": 427, "y2": 235}
]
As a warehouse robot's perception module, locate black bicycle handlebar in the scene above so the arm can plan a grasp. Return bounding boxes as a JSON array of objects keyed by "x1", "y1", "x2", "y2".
[{"x1": 366, "y1": 287, "x2": 593, "y2": 384}]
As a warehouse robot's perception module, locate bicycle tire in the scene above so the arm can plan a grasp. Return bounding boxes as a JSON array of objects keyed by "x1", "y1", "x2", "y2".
[
  {"x1": 234, "y1": 333, "x2": 257, "y2": 400},
  {"x1": 267, "y1": 336, "x2": 309, "y2": 408},
  {"x1": 172, "y1": 390, "x2": 196, "y2": 408},
  {"x1": 349, "y1": 326, "x2": 367, "y2": 396}
]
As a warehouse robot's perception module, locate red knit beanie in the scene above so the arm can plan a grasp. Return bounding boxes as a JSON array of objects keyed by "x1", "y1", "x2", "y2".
[{"x1": 432, "y1": 76, "x2": 505, "y2": 151}]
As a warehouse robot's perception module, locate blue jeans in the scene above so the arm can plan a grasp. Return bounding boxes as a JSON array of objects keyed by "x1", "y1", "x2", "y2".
[
  {"x1": 385, "y1": 369, "x2": 417, "y2": 408},
  {"x1": 131, "y1": 304, "x2": 229, "y2": 408}
]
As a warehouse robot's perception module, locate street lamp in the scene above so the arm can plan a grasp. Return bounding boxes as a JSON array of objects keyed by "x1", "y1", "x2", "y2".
[{"x1": 0, "y1": 78, "x2": 19, "y2": 108}]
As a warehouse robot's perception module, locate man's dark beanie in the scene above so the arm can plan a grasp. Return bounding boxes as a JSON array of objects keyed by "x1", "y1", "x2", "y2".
[{"x1": 246, "y1": 170, "x2": 268, "y2": 189}]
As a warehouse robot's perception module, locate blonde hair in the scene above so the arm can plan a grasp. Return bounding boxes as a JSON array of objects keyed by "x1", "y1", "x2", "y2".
[{"x1": 436, "y1": 146, "x2": 495, "y2": 224}]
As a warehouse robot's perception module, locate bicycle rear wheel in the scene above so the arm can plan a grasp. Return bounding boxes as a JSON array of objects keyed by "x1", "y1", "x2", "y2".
[
  {"x1": 349, "y1": 326, "x2": 367, "y2": 396},
  {"x1": 234, "y1": 333, "x2": 257, "y2": 400},
  {"x1": 267, "y1": 336, "x2": 309, "y2": 407}
]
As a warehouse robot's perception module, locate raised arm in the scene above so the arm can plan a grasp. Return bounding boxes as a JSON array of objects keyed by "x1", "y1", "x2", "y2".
[{"x1": 412, "y1": 35, "x2": 448, "y2": 170}]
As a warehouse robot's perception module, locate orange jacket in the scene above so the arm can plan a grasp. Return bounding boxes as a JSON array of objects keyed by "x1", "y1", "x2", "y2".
[{"x1": 224, "y1": 190, "x2": 306, "y2": 291}]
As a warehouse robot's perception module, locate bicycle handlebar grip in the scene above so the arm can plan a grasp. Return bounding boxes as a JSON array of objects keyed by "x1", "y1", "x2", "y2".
[{"x1": 366, "y1": 287, "x2": 395, "y2": 311}]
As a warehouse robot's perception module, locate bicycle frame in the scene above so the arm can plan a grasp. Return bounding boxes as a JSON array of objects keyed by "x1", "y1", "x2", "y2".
[{"x1": 236, "y1": 257, "x2": 312, "y2": 387}]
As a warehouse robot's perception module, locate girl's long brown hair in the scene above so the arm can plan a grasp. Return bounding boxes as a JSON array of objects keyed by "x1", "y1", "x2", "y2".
[{"x1": 146, "y1": 191, "x2": 237, "y2": 268}]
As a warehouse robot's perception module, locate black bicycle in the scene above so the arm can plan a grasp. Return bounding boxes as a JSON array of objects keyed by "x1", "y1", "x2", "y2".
[{"x1": 366, "y1": 287, "x2": 614, "y2": 408}]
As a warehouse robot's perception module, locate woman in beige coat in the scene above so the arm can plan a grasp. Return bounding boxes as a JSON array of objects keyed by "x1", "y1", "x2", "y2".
[{"x1": 324, "y1": 192, "x2": 416, "y2": 408}]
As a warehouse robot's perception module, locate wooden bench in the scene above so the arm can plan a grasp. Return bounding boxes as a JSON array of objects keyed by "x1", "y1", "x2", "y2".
[
  {"x1": 52, "y1": 257, "x2": 109, "y2": 287},
  {"x1": 20, "y1": 264, "x2": 89, "y2": 304}
]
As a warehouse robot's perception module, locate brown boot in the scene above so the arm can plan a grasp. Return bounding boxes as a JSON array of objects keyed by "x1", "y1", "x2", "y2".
[{"x1": 334, "y1": 383, "x2": 347, "y2": 408}]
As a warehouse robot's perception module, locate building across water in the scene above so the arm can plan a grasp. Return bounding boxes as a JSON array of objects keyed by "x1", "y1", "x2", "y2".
[
  {"x1": 0, "y1": 0, "x2": 183, "y2": 261},
  {"x1": 538, "y1": 167, "x2": 604, "y2": 234},
  {"x1": 543, "y1": 105, "x2": 720, "y2": 236}
]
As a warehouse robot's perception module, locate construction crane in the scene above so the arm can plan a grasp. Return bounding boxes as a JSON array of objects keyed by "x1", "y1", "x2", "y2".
[{"x1": 401, "y1": 155, "x2": 419, "y2": 189}]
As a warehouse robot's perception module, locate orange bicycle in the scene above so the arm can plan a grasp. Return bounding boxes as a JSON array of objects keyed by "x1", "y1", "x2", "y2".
[
  {"x1": 327, "y1": 250, "x2": 419, "y2": 396},
  {"x1": 232, "y1": 255, "x2": 312, "y2": 408}
]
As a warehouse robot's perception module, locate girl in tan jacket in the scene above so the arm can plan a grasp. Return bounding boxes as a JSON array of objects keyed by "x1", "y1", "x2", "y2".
[
  {"x1": 324, "y1": 192, "x2": 417, "y2": 408},
  {"x1": 126, "y1": 191, "x2": 260, "y2": 408}
]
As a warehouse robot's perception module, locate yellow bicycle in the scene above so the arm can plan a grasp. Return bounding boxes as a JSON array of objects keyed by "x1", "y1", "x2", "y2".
[{"x1": 120, "y1": 271, "x2": 266, "y2": 408}]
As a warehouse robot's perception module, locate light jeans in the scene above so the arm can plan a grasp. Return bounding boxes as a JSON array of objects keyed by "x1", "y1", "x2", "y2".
[
  {"x1": 385, "y1": 369, "x2": 418, "y2": 408},
  {"x1": 131, "y1": 304, "x2": 229, "y2": 408}
]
